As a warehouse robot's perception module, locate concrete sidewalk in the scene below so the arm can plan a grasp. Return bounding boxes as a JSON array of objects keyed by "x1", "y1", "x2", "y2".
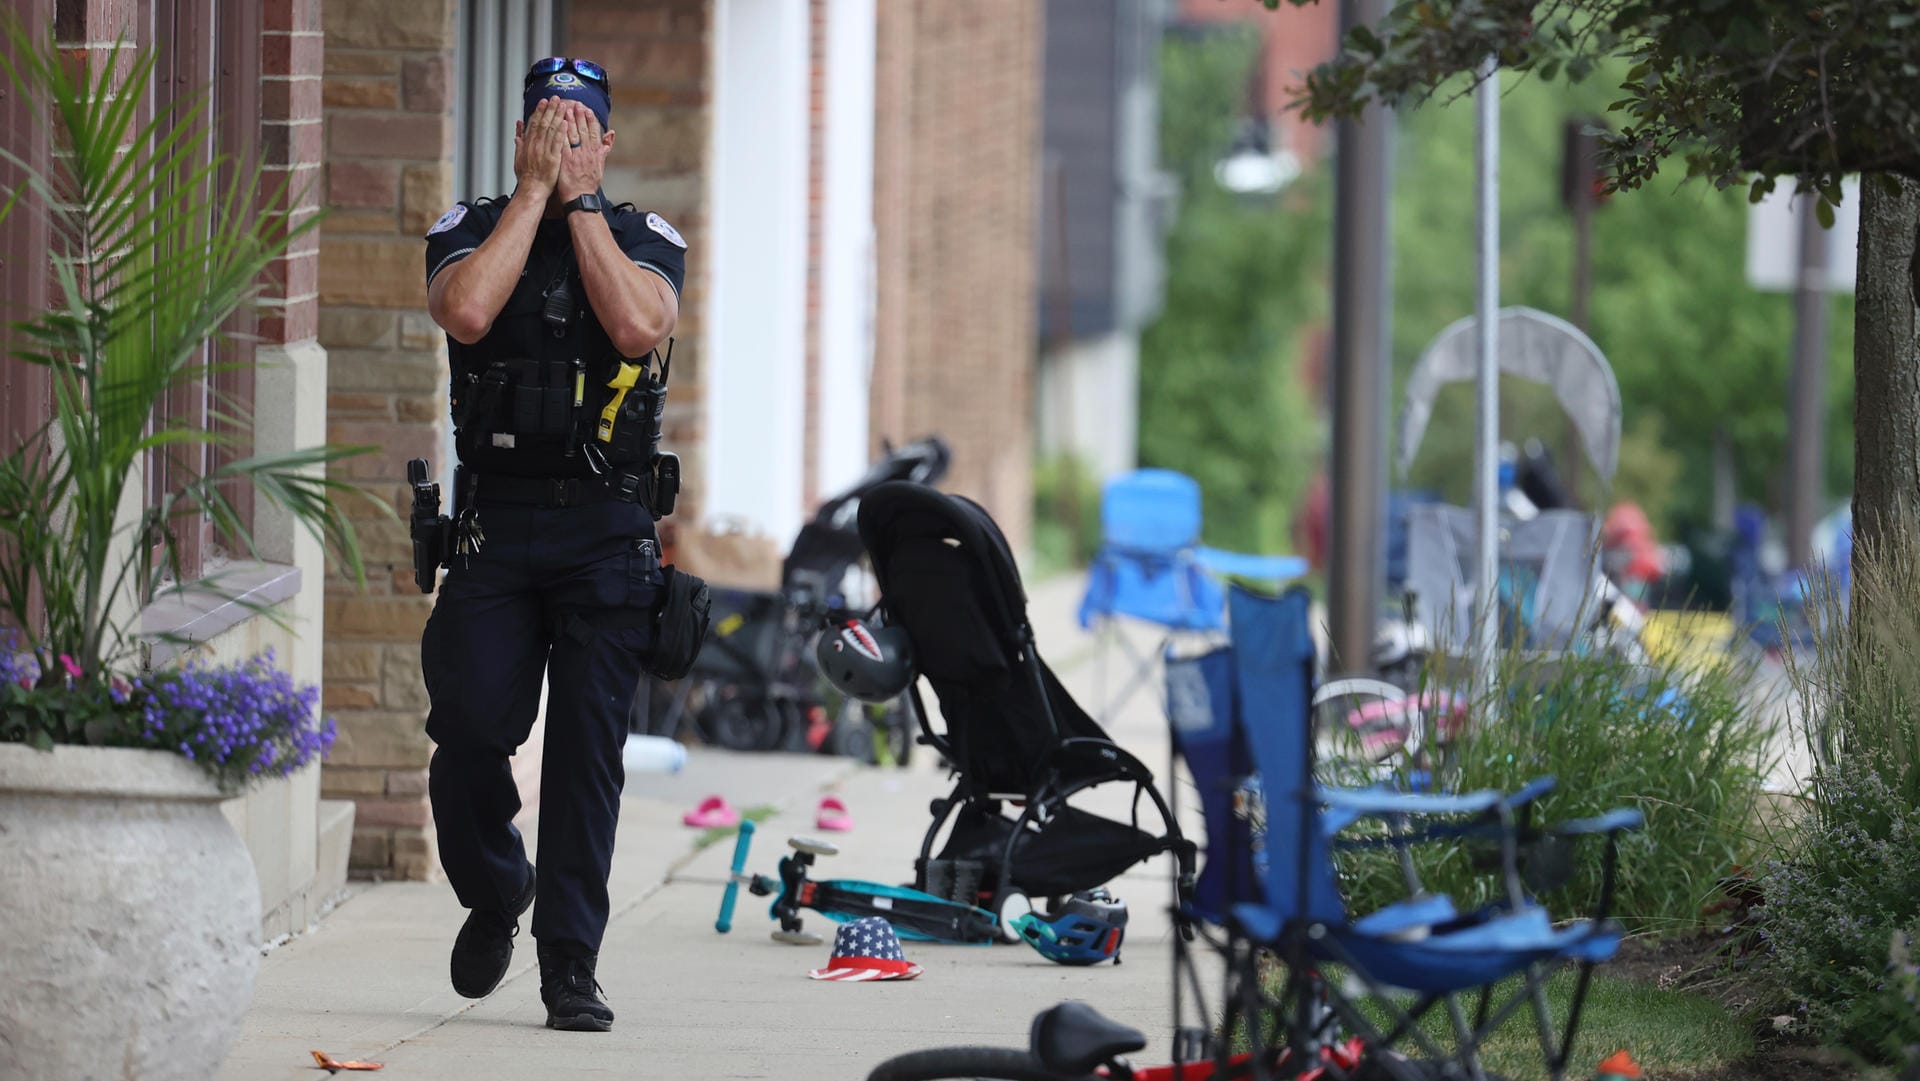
[{"x1": 219, "y1": 572, "x2": 1207, "y2": 1080}]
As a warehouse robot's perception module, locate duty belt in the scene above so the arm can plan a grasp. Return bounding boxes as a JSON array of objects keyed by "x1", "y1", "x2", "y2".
[{"x1": 473, "y1": 470, "x2": 652, "y2": 509}]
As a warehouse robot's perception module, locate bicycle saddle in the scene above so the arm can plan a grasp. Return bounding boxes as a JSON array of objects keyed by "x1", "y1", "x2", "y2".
[{"x1": 1029, "y1": 1001, "x2": 1147, "y2": 1075}]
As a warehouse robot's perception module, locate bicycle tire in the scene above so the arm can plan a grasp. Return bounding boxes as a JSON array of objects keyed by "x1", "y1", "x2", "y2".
[{"x1": 865, "y1": 1046, "x2": 1100, "y2": 1081}]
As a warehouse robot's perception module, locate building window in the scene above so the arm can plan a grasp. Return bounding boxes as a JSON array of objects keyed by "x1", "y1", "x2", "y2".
[
  {"x1": 142, "y1": 0, "x2": 264, "y2": 585},
  {"x1": 454, "y1": 0, "x2": 567, "y2": 201},
  {"x1": 0, "y1": 0, "x2": 53, "y2": 462}
]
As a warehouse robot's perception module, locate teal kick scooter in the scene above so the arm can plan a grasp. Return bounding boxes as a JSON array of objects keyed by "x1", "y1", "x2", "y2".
[{"x1": 714, "y1": 820, "x2": 998, "y2": 945}]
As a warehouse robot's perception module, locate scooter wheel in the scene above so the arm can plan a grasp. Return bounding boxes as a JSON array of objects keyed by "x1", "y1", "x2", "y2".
[
  {"x1": 788, "y1": 836, "x2": 839, "y2": 857},
  {"x1": 772, "y1": 930, "x2": 823, "y2": 946},
  {"x1": 991, "y1": 891, "x2": 1032, "y2": 945}
]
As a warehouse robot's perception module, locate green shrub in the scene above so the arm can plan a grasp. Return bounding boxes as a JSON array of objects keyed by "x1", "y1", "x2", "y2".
[
  {"x1": 1032, "y1": 452, "x2": 1103, "y2": 574},
  {"x1": 1765, "y1": 524, "x2": 1920, "y2": 1063},
  {"x1": 1336, "y1": 638, "x2": 1771, "y2": 931},
  {"x1": 1763, "y1": 760, "x2": 1920, "y2": 1063}
]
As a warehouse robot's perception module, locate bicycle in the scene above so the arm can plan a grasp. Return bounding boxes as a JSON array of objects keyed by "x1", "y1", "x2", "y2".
[{"x1": 864, "y1": 999, "x2": 1367, "y2": 1081}]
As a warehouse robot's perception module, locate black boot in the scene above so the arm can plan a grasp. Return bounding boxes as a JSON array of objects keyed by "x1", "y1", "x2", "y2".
[
  {"x1": 449, "y1": 863, "x2": 536, "y2": 999},
  {"x1": 539, "y1": 944, "x2": 614, "y2": 1032}
]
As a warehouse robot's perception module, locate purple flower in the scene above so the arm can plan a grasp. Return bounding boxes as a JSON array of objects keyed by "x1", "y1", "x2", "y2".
[{"x1": 126, "y1": 651, "x2": 331, "y2": 786}]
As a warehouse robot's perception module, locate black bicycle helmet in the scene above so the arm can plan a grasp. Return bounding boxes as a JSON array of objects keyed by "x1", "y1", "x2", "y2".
[{"x1": 815, "y1": 618, "x2": 915, "y2": 702}]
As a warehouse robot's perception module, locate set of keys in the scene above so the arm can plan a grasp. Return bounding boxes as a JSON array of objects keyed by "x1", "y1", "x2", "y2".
[{"x1": 453, "y1": 507, "x2": 485, "y2": 562}]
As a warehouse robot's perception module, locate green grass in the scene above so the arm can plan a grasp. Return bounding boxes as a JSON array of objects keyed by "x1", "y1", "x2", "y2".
[
  {"x1": 692, "y1": 804, "x2": 778, "y2": 851},
  {"x1": 1336, "y1": 639, "x2": 1773, "y2": 934},
  {"x1": 1259, "y1": 966, "x2": 1753, "y2": 1081}
]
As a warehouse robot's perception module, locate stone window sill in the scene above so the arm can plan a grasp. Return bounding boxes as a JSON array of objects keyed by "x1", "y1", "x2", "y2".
[{"x1": 140, "y1": 562, "x2": 304, "y2": 668}]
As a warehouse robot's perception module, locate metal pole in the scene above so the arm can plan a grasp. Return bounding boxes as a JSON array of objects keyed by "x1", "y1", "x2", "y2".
[
  {"x1": 1327, "y1": 0, "x2": 1395, "y2": 676},
  {"x1": 1787, "y1": 194, "x2": 1829, "y2": 570},
  {"x1": 1566, "y1": 127, "x2": 1593, "y2": 507},
  {"x1": 1473, "y1": 58, "x2": 1501, "y2": 705}
]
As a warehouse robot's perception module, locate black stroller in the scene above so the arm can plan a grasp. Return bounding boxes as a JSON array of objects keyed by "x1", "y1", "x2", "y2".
[
  {"x1": 855, "y1": 481, "x2": 1196, "y2": 934},
  {"x1": 638, "y1": 438, "x2": 951, "y2": 763}
]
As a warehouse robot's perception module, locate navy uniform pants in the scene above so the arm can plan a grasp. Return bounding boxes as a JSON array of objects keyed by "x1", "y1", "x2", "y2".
[{"x1": 420, "y1": 495, "x2": 661, "y2": 955}]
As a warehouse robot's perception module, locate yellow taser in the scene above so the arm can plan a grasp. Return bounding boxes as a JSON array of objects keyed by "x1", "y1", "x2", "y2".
[{"x1": 598, "y1": 362, "x2": 643, "y2": 442}]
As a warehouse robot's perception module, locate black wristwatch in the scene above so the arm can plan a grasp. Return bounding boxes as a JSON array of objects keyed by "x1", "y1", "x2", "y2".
[{"x1": 563, "y1": 193, "x2": 605, "y2": 216}]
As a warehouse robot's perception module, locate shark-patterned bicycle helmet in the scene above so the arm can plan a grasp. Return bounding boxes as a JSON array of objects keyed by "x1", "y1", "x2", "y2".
[
  {"x1": 814, "y1": 619, "x2": 915, "y2": 703},
  {"x1": 1008, "y1": 889, "x2": 1128, "y2": 966}
]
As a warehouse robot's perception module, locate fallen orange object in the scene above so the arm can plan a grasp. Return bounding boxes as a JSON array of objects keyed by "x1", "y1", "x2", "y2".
[
  {"x1": 1594, "y1": 1050, "x2": 1643, "y2": 1080},
  {"x1": 311, "y1": 1050, "x2": 385, "y2": 1072}
]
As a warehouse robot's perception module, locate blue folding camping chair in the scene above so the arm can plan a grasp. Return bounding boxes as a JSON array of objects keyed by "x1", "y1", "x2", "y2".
[
  {"x1": 1078, "y1": 469, "x2": 1306, "y2": 724},
  {"x1": 1164, "y1": 585, "x2": 1642, "y2": 1081}
]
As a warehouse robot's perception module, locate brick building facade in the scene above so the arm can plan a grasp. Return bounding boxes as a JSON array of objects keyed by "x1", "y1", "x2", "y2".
[
  {"x1": 869, "y1": 0, "x2": 1043, "y2": 552},
  {"x1": 317, "y1": 0, "x2": 459, "y2": 879},
  {"x1": 1175, "y1": 0, "x2": 1342, "y2": 162}
]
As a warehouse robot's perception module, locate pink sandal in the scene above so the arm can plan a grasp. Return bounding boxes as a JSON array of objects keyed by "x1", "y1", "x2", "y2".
[
  {"x1": 682, "y1": 795, "x2": 741, "y2": 829},
  {"x1": 815, "y1": 796, "x2": 854, "y2": 832}
]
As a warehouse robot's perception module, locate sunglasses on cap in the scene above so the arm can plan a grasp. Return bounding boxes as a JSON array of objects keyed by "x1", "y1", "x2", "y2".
[{"x1": 524, "y1": 57, "x2": 611, "y2": 97}]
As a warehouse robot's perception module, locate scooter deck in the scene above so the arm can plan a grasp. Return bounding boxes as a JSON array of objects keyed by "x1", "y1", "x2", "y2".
[
  {"x1": 802, "y1": 878, "x2": 997, "y2": 944},
  {"x1": 713, "y1": 823, "x2": 997, "y2": 945}
]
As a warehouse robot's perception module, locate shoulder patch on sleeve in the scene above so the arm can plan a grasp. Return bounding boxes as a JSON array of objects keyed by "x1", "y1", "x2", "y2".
[
  {"x1": 426, "y1": 204, "x2": 468, "y2": 237},
  {"x1": 645, "y1": 211, "x2": 686, "y2": 248}
]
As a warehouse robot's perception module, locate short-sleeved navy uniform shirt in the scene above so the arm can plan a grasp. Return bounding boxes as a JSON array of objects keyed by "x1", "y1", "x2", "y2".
[{"x1": 422, "y1": 193, "x2": 687, "y2": 476}]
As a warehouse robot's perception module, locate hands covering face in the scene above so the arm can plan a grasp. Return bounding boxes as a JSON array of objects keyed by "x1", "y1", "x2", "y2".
[
  {"x1": 555, "y1": 101, "x2": 609, "y2": 202},
  {"x1": 513, "y1": 96, "x2": 566, "y2": 199},
  {"x1": 514, "y1": 97, "x2": 609, "y2": 203}
]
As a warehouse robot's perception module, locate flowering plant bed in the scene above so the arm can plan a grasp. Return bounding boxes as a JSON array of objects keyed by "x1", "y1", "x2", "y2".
[{"x1": 0, "y1": 641, "x2": 335, "y2": 792}]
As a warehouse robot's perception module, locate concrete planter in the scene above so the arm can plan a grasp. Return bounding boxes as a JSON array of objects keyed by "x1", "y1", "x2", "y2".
[{"x1": 0, "y1": 743, "x2": 261, "y2": 1081}]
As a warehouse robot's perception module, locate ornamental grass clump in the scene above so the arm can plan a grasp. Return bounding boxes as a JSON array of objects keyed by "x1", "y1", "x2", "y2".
[
  {"x1": 1767, "y1": 520, "x2": 1920, "y2": 1064},
  {"x1": 1337, "y1": 631, "x2": 1771, "y2": 932}
]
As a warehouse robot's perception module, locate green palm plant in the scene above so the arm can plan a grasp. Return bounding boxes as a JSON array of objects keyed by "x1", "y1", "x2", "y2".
[{"x1": 0, "y1": 19, "x2": 375, "y2": 701}]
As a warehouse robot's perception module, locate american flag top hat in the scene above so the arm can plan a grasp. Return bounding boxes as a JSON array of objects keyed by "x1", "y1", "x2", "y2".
[{"x1": 807, "y1": 917, "x2": 924, "y2": 982}]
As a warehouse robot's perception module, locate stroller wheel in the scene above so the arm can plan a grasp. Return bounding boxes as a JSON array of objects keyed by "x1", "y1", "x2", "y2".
[
  {"x1": 991, "y1": 891, "x2": 1032, "y2": 944},
  {"x1": 771, "y1": 930, "x2": 822, "y2": 946},
  {"x1": 695, "y1": 688, "x2": 787, "y2": 752},
  {"x1": 788, "y1": 836, "x2": 840, "y2": 857}
]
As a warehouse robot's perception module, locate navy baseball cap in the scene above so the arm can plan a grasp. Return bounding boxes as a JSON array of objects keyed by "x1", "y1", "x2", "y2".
[{"x1": 522, "y1": 57, "x2": 611, "y2": 129}]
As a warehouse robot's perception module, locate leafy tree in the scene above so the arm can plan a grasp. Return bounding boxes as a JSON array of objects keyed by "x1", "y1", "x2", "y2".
[
  {"x1": 1387, "y1": 60, "x2": 1854, "y2": 532},
  {"x1": 1138, "y1": 29, "x2": 1326, "y2": 555},
  {"x1": 1266, "y1": 0, "x2": 1920, "y2": 604}
]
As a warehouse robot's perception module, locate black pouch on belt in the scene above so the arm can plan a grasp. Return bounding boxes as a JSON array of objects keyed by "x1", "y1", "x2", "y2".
[
  {"x1": 645, "y1": 565, "x2": 712, "y2": 681},
  {"x1": 511, "y1": 358, "x2": 575, "y2": 437}
]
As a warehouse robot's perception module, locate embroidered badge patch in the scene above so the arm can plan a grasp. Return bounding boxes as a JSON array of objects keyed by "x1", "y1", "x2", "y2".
[
  {"x1": 545, "y1": 71, "x2": 583, "y2": 90},
  {"x1": 426, "y1": 203, "x2": 468, "y2": 237},
  {"x1": 646, "y1": 212, "x2": 686, "y2": 248}
]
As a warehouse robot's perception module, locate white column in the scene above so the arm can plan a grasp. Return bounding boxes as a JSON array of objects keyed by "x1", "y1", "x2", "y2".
[
  {"x1": 705, "y1": 0, "x2": 811, "y2": 543},
  {"x1": 816, "y1": 0, "x2": 876, "y2": 497}
]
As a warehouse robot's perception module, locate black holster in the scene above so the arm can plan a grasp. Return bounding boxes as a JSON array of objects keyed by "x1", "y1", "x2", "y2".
[{"x1": 408, "y1": 458, "x2": 449, "y2": 593}]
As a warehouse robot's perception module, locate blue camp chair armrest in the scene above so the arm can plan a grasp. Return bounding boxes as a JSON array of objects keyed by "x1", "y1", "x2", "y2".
[
  {"x1": 1318, "y1": 786, "x2": 1504, "y2": 817},
  {"x1": 1322, "y1": 777, "x2": 1556, "y2": 839},
  {"x1": 1350, "y1": 894, "x2": 1459, "y2": 937},
  {"x1": 1193, "y1": 546, "x2": 1310, "y2": 582},
  {"x1": 1551, "y1": 808, "x2": 1644, "y2": 835},
  {"x1": 1506, "y1": 775, "x2": 1558, "y2": 809}
]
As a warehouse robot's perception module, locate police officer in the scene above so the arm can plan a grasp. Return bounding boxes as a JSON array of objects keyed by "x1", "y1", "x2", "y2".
[{"x1": 419, "y1": 57, "x2": 686, "y2": 1032}]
